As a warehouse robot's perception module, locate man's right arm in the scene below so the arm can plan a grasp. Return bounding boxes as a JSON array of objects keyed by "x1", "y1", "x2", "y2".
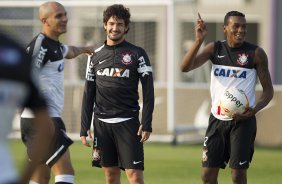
[
  {"x1": 65, "y1": 45, "x2": 95, "y2": 59},
  {"x1": 80, "y1": 56, "x2": 96, "y2": 147},
  {"x1": 80, "y1": 80, "x2": 96, "y2": 137},
  {"x1": 80, "y1": 79, "x2": 96, "y2": 147},
  {"x1": 181, "y1": 13, "x2": 212, "y2": 72}
]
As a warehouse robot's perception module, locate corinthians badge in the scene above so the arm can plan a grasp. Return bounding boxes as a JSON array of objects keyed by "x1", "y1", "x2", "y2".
[
  {"x1": 121, "y1": 51, "x2": 133, "y2": 65},
  {"x1": 92, "y1": 148, "x2": 101, "y2": 161},
  {"x1": 237, "y1": 53, "x2": 248, "y2": 65}
]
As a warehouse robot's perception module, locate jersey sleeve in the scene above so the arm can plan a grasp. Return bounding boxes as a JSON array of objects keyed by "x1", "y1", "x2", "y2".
[
  {"x1": 80, "y1": 55, "x2": 96, "y2": 136},
  {"x1": 137, "y1": 48, "x2": 154, "y2": 132},
  {"x1": 61, "y1": 44, "x2": 69, "y2": 58},
  {"x1": 27, "y1": 34, "x2": 49, "y2": 71}
]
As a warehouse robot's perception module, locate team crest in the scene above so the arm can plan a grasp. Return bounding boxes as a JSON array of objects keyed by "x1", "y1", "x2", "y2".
[
  {"x1": 202, "y1": 148, "x2": 208, "y2": 162},
  {"x1": 121, "y1": 52, "x2": 133, "y2": 65},
  {"x1": 92, "y1": 148, "x2": 101, "y2": 161},
  {"x1": 237, "y1": 53, "x2": 248, "y2": 65}
]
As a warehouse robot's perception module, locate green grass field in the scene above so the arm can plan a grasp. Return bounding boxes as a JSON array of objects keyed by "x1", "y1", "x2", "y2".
[{"x1": 10, "y1": 140, "x2": 282, "y2": 184}]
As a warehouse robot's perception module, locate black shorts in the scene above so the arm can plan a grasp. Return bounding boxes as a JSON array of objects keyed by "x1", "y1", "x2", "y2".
[
  {"x1": 92, "y1": 117, "x2": 144, "y2": 170},
  {"x1": 202, "y1": 114, "x2": 256, "y2": 169},
  {"x1": 21, "y1": 117, "x2": 73, "y2": 167}
]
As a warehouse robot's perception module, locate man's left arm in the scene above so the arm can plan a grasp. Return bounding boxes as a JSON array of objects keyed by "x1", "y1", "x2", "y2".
[
  {"x1": 234, "y1": 47, "x2": 274, "y2": 121},
  {"x1": 253, "y1": 47, "x2": 274, "y2": 114},
  {"x1": 137, "y1": 49, "x2": 154, "y2": 142}
]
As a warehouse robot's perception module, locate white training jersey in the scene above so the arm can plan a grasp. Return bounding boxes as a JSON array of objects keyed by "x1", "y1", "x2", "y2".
[
  {"x1": 210, "y1": 64, "x2": 257, "y2": 120},
  {"x1": 21, "y1": 33, "x2": 69, "y2": 118},
  {"x1": 210, "y1": 40, "x2": 258, "y2": 121}
]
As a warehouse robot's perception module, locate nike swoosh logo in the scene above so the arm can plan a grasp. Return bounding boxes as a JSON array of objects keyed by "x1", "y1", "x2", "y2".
[
  {"x1": 239, "y1": 161, "x2": 247, "y2": 165},
  {"x1": 133, "y1": 161, "x2": 142, "y2": 165},
  {"x1": 217, "y1": 55, "x2": 225, "y2": 58},
  {"x1": 99, "y1": 60, "x2": 106, "y2": 64}
]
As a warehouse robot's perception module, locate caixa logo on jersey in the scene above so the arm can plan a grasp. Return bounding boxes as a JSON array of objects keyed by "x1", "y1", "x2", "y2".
[
  {"x1": 57, "y1": 63, "x2": 64, "y2": 72},
  {"x1": 214, "y1": 68, "x2": 247, "y2": 79},
  {"x1": 97, "y1": 68, "x2": 130, "y2": 78}
]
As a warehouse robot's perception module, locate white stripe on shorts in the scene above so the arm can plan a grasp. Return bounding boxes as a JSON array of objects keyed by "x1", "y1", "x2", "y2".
[{"x1": 45, "y1": 145, "x2": 65, "y2": 165}]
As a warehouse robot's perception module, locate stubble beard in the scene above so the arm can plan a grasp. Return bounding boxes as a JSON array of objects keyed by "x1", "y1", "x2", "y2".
[{"x1": 108, "y1": 31, "x2": 125, "y2": 42}]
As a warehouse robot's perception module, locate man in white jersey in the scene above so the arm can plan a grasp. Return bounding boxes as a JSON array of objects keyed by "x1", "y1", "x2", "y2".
[
  {"x1": 181, "y1": 11, "x2": 273, "y2": 184},
  {"x1": 20, "y1": 1, "x2": 94, "y2": 184},
  {"x1": 0, "y1": 31, "x2": 55, "y2": 184}
]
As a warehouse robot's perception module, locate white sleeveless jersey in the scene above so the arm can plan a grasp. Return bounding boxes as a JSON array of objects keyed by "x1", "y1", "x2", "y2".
[
  {"x1": 21, "y1": 33, "x2": 69, "y2": 118},
  {"x1": 210, "y1": 64, "x2": 257, "y2": 120},
  {"x1": 210, "y1": 41, "x2": 258, "y2": 121}
]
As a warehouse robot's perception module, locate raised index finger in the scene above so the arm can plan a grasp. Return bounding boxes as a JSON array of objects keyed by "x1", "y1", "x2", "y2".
[{"x1": 198, "y1": 12, "x2": 202, "y2": 21}]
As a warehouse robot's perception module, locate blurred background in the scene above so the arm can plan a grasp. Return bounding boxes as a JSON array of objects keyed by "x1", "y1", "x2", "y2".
[{"x1": 2, "y1": 0, "x2": 281, "y2": 146}]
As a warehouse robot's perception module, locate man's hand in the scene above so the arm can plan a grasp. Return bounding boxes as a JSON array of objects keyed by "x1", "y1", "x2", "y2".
[
  {"x1": 232, "y1": 107, "x2": 256, "y2": 122},
  {"x1": 137, "y1": 125, "x2": 151, "y2": 143},
  {"x1": 195, "y1": 13, "x2": 207, "y2": 42},
  {"x1": 82, "y1": 45, "x2": 96, "y2": 55},
  {"x1": 80, "y1": 130, "x2": 93, "y2": 147}
]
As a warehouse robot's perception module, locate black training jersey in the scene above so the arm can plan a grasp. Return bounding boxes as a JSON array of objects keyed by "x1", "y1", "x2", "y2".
[
  {"x1": 0, "y1": 32, "x2": 46, "y2": 182},
  {"x1": 210, "y1": 40, "x2": 258, "y2": 120},
  {"x1": 21, "y1": 33, "x2": 68, "y2": 118},
  {"x1": 81, "y1": 40, "x2": 154, "y2": 135}
]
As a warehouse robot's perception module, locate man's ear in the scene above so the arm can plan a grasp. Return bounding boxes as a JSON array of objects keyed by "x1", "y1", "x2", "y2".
[
  {"x1": 41, "y1": 18, "x2": 48, "y2": 25},
  {"x1": 103, "y1": 23, "x2": 107, "y2": 30},
  {"x1": 223, "y1": 25, "x2": 227, "y2": 33}
]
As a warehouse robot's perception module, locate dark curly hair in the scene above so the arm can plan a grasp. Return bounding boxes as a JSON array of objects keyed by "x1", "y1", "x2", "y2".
[
  {"x1": 103, "y1": 4, "x2": 131, "y2": 33},
  {"x1": 224, "y1": 11, "x2": 245, "y2": 25}
]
